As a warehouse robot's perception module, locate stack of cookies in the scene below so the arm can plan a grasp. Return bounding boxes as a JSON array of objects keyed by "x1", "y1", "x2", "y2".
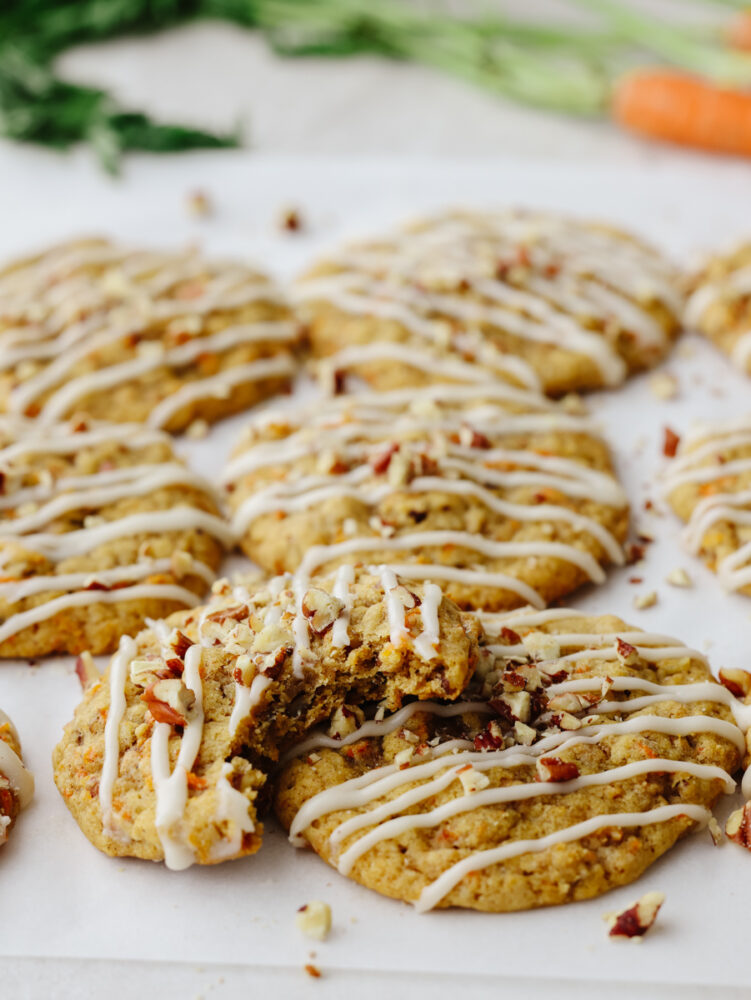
[{"x1": 3, "y1": 212, "x2": 751, "y2": 917}]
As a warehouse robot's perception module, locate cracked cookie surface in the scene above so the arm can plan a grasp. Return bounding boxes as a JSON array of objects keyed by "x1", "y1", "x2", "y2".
[{"x1": 53, "y1": 570, "x2": 481, "y2": 867}]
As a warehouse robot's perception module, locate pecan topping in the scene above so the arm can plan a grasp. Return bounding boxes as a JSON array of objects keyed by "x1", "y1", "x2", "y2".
[
  {"x1": 170, "y1": 630, "x2": 194, "y2": 660},
  {"x1": 301, "y1": 588, "x2": 346, "y2": 634},
  {"x1": 718, "y1": 667, "x2": 751, "y2": 699},
  {"x1": 205, "y1": 604, "x2": 249, "y2": 625},
  {"x1": 536, "y1": 757, "x2": 580, "y2": 782},
  {"x1": 141, "y1": 678, "x2": 195, "y2": 727}
]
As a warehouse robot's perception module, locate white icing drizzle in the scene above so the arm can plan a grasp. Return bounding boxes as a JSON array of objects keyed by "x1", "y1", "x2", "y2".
[
  {"x1": 331, "y1": 564, "x2": 355, "y2": 647},
  {"x1": 298, "y1": 209, "x2": 678, "y2": 387},
  {"x1": 0, "y1": 419, "x2": 231, "y2": 648},
  {"x1": 294, "y1": 532, "x2": 606, "y2": 610},
  {"x1": 0, "y1": 709, "x2": 34, "y2": 809},
  {"x1": 151, "y1": 643, "x2": 205, "y2": 870},
  {"x1": 229, "y1": 673, "x2": 273, "y2": 738},
  {"x1": 208, "y1": 763, "x2": 256, "y2": 861},
  {"x1": 146, "y1": 355, "x2": 296, "y2": 429},
  {"x1": 663, "y1": 415, "x2": 751, "y2": 592},
  {"x1": 0, "y1": 239, "x2": 297, "y2": 423},
  {"x1": 226, "y1": 384, "x2": 624, "y2": 604},
  {"x1": 415, "y1": 806, "x2": 709, "y2": 913},
  {"x1": 99, "y1": 635, "x2": 137, "y2": 836},
  {"x1": 413, "y1": 582, "x2": 442, "y2": 661},
  {"x1": 287, "y1": 607, "x2": 749, "y2": 910},
  {"x1": 379, "y1": 566, "x2": 409, "y2": 647}
]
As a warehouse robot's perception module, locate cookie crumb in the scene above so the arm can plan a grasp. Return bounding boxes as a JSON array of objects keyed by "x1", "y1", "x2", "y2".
[
  {"x1": 649, "y1": 372, "x2": 678, "y2": 400},
  {"x1": 708, "y1": 816, "x2": 724, "y2": 846},
  {"x1": 633, "y1": 590, "x2": 658, "y2": 610},
  {"x1": 605, "y1": 891, "x2": 665, "y2": 940},
  {"x1": 279, "y1": 206, "x2": 304, "y2": 232},
  {"x1": 665, "y1": 568, "x2": 691, "y2": 588},
  {"x1": 304, "y1": 964, "x2": 322, "y2": 979},
  {"x1": 185, "y1": 190, "x2": 212, "y2": 217},
  {"x1": 185, "y1": 418, "x2": 209, "y2": 440},
  {"x1": 296, "y1": 901, "x2": 332, "y2": 942}
]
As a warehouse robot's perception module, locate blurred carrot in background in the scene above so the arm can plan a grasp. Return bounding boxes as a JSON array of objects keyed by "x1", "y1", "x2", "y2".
[
  {"x1": 613, "y1": 68, "x2": 751, "y2": 157},
  {"x1": 726, "y1": 9, "x2": 751, "y2": 50},
  {"x1": 4, "y1": 0, "x2": 751, "y2": 169}
]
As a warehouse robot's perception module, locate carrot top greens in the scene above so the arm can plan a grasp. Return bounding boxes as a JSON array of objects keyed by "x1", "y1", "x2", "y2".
[{"x1": 1, "y1": 0, "x2": 749, "y2": 171}]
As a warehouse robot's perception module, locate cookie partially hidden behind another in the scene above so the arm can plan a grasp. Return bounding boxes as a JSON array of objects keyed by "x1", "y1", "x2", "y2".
[
  {"x1": 0, "y1": 238, "x2": 300, "y2": 431},
  {"x1": 297, "y1": 208, "x2": 682, "y2": 397},
  {"x1": 0, "y1": 708, "x2": 33, "y2": 848},
  {"x1": 685, "y1": 243, "x2": 751, "y2": 375},
  {"x1": 0, "y1": 416, "x2": 232, "y2": 657},
  {"x1": 276, "y1": 607, "x2": 744, "y2": 912},
  {"x1": 663, "y1": 414, "x2": 751, "y2": 596},
  {"x1": 224, "y1": 383, "x2": 629, "y2": 612},
  {"x1": 53, "y1": 571, "x2": 481, "y2": 868}
]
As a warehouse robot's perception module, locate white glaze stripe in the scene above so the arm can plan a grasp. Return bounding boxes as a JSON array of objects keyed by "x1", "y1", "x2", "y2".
[{"x1": 99, "y1": 635, "x2": 137, "y2": 836}]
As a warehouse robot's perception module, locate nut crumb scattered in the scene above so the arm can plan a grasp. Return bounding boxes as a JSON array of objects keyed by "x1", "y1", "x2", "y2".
[
  {"x1": 296, "y1": 901, "x2": 332, "y2": 942},
  {"x1": 279, "y1": 206, "x2": 304, "y2": 232},
  {"x1": 605, "y1": 891, "x2": 665, "y2": 940},
  {"x1": 649, "y1": 372, "x2": 678, "y2": 400},
  {"x1": 185, "y1": 190, "x2": 212, "y2": 217},
  {"x1": 665, "y1": 568, "x2": 691, "y2": 588},
  {"x1": 663, "y1": 427, "x2": 680, "y2": 458},
  {"x1": 74, "y1": 651, "x2": 99, "y2": 690},
  {"x1": 633, "y1": 590, "x2": 658, "y2": 610},
  {"x1": 708, "y1": 816, "x2": 724, "y2": 846},
  {"x1": 304, "y1": 964, "x2": 322, "y2": 979},
  {"x1": 726, "y1": 803, "x2": 751, "y2": 849},
  {"x1": 185, "y1": 418, "x2": 209, "y2": 440}
]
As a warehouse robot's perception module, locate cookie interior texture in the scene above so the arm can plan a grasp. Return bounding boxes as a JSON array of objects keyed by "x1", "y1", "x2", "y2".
[
  {"x1": 296, "y1": 209, "x2": 682, "y2": 397},
  {"x1": 685, "y1": 243, "x2": 751, "y2": 373},
  {"x1": 663, "y1": 414, "x2": 751, "y2": 598},
  {"x1": 224, "y1": 383, "x2": 629, "y2": 611},
  {"x1": 0, "y1": 416, "x2": 231, "y2": 657},
  {"x1": 0, "y1": 238, "x2": 300, "y2": 431},
  {"x1": 276, "y1": 608, "x2": 745, "y2": 912},
  {"x1": 0, "y1": 708, "x2": 34, "y2": 847},
  {"x1": 53, "y1": 571, "x2": 481, "y2": 867}
]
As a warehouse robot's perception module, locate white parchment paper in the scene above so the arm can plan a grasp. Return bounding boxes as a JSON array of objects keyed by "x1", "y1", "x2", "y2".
[{"x1": 1, "y1": 153, "x2": 750, "y2": 989}]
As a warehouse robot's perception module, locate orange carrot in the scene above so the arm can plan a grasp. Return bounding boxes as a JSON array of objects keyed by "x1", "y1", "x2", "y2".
[
  {"x1": 727, "y1": 10, "x2": 751, "y2": 52},
  {"x1": 613, "y1": 68, "x2": 751, "y2": 158}
]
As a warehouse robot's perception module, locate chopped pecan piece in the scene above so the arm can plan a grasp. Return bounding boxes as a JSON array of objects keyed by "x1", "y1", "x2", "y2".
[
  {"x1": 607, "y1": 891, "x2": 665, "y2": 940},
  {"x1": 536, "y1": 757, "x2": 580, "y2": 782},
  {"x1": 726, "y1": 803, "x2": 751, "y2": 849},
  {"x1": 301, "y1": 588, "x2": 345, "y2": 634},
  {"x1": 141, "y1": 678, "x2": 195, "y2": 727},
  {"x1": 663, "y1": 427, "x2": 680, "y2": 458},
  {"x1": 74, "y1": 651, "x2": 99, "y2": 690},
  {"x1": 718, "y1": 668, "x2": 751, "y2": 699}
]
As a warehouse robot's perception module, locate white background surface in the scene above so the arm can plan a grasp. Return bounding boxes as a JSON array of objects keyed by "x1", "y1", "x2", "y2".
[
  {"x1": 2, "y1": 6, "x2": 751, "y2": 996},
  {"x1": 1, "y1": 155, "x2": 751, "y2": 1000}
]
